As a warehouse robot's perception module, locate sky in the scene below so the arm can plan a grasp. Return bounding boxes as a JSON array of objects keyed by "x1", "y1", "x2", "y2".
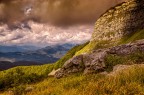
[{"x1": 0, "y1": 0, "x2": 127, "y2": 46}]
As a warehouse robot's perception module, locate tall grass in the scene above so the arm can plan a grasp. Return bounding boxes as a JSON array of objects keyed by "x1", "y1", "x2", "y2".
[
  {"x1": 0, "y1": 64, "x2": 54, "y2": 90},
  {"x1": 105, "y1": 51, "x2": 144, "y2": 72},
  {"x1": 4, "y1": 65, "x2": 143, "y2": 95},
  {"x1": 120, "y1": 29, "x2": 144, "y2": 44}
]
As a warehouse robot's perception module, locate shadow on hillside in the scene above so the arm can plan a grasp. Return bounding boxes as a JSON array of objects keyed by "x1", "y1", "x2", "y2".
[{"x1": 123, "y1": 0, "x2": 144, "y2": 37}]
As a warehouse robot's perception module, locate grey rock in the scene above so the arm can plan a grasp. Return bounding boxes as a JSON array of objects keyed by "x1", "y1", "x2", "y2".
[
  {"x1": 48, "y1": 68, "x2": 61, "y2": 77},
  {"x1": 55, "y1": 69, "x2": 65, "y2": 79},
  {"x1": 63, "y1": 55, "x2": 83, "y2": 69}
]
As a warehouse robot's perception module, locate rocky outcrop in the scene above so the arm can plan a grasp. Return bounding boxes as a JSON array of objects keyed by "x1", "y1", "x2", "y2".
[
  {"x1": 91, "y1": 0, "x2": 144, "y2": 43},
  {"x1": 54, "y1": 0, "x2": 144, "y2": 78},
  {"x1": 55, "y1": 40, "x2": 144, "y2": 78}
]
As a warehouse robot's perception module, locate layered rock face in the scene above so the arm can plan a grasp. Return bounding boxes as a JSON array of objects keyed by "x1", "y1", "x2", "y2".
[
  {"x1": 55, "y1": 40, "x2": 144, "y2": 78},
  {"x1": 91, "y1": 0, "x2": 144, "y2": 43}
]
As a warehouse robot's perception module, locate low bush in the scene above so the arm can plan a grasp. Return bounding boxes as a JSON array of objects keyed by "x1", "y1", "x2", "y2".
[
  {"x1": 0, "y1": 68, "x2": 41, "y2": 90},
  {"x1": 105, "y1": 51, "x2": 144, "y2": 72}
]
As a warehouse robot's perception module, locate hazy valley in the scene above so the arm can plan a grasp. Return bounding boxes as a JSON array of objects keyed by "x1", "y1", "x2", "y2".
[{"x1": 0, "y1": 44, "x2": 74, "y2": 70}]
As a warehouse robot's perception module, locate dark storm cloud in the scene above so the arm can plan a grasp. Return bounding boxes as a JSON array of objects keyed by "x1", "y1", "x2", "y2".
[
  {"x1": 0, "y1": 0, "x2": 127, "y2": 26},
  {"x1": 0, "y1": 0, "x2": 26, "y2": 26}
]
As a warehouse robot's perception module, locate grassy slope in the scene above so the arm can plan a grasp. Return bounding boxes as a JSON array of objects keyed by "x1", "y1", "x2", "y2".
[
  {"x1": 75, "y1": 29, "x2": 144, "y2": 56},
  {"x1": 75, "y1": 40, "x2": 112, "y2": 55},
  {"x1": 3, "y1": 65, "x2": 144, "y2": 95},
  {"x1": 120, "y1": 29, "x2": 144, "y2": 44},
  {"x1": 27, "y1": 66, "x2": 144, "y2": 95}
]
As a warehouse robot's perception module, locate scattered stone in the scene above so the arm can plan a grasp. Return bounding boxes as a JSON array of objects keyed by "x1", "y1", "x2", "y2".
[
  {"x1": 8, "y1": 90, "x2": 14, "y2": 95},
  {"x1": 48, "y1": 68, "x2": 61, "y2": 77}
]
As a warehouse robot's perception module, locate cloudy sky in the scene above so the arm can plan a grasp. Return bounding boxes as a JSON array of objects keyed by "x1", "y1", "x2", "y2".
[{"x1": 0, "y1": 0, "x2": 126, "y2": 46}]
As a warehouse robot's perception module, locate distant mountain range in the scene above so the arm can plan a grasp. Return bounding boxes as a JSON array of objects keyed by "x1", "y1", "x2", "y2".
[
  {"x1": 0, "y1": 44, "x2": 75, "y2": 70},
  {"x1": 0, "y1": 45, "x2": 41, "y2": 53}
]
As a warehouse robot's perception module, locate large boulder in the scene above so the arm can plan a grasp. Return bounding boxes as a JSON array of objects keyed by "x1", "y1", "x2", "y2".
[
  {"x1": 55, "y1": 55, "x2": 84, "y2": 78},
  {"x1": 55, "y1": 50, "x2": 109, "y2": 78},
  {"x1": 108, "y1": 39, "x2": 144, "y2": 55},
  {"x1": 83, "y1": 49, "x2": 108, "y2": 74}
]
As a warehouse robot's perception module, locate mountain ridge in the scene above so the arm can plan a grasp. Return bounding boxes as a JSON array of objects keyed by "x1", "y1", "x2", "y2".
[{"x1": 0, "y1": 44, "x2": 74, "y2": 70}]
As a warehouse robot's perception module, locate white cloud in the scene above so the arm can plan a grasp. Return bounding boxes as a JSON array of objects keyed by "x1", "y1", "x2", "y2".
[{"x1": 0, "y1": 21, "x2": 93, "y2": 46}]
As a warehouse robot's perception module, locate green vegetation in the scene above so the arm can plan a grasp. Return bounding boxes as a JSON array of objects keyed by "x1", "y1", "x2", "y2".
[
  {"x1": 105, "y1": 51, "x2": 144, "y2": 72},
  {"x1": 74, "y1": 41, "x2": 96, "y2": 55},
  {"x1": 120, "y1": 29, "x2": 144, "y2": 44},
  {"x1": 75, "y1": 40, "x2": 113, "y2": 56},
  {"x1": 0, "y1": 64, "x2": 54, "y2": 91},
  {"x1": 2, "y1": 65, "x2": 144, "y2": 95}
]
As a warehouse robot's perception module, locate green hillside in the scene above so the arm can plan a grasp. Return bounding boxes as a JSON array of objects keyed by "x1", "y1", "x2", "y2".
[
  {"x1": 18, "y1": 65, "x2": 144, "y2": 95},
  {"x1": 2, "y1": 64, "x2": 144, "y2": 95}
]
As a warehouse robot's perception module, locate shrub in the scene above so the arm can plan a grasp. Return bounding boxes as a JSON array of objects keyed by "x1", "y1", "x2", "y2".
[
  {"x1": 12, "y1": 85, "x2": 26, "y2": 95},
  {"x1": 104, "y1": 54, "x2": 126, "y2": 72},
  {"x1": 105, "y1": 51, "x2": 144, "y2": 72},
  {"x1": 129, "y1": 51, "x2": 144, "y2": 63},
  {"x1": 0, "y1": 68, "x2": 41, "y2": 90}
]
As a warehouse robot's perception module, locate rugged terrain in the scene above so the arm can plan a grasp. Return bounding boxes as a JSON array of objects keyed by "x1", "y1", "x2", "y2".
[
  {"x1": 0, "y1": 0, "x2": 144, "y2": 95},
  {"x1": 55, "y1": 39, "x2": 144, "y2": 78},
  {"x1": 54, "y1": 0, "x2": 144, "y2": 78}
]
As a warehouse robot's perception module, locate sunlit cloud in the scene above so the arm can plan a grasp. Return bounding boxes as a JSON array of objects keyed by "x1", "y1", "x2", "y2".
[{"x1": 0, "y1": 21, "x2": 93, "y2": 46}]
